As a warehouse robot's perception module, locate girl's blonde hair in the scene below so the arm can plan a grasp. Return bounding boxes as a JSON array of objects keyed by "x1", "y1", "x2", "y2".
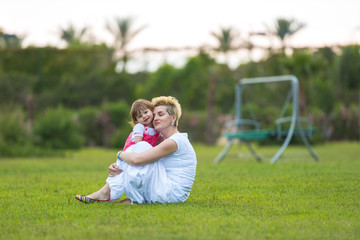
[
  {"x1": 129, "y1": 99, "x2": 154, "y2": 126},
  {"x1": 151, "y1": 96, "x2": 182, "y2": 126}
]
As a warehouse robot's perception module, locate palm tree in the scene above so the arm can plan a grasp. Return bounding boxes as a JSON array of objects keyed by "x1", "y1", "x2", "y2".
[
  {"x1": 243, "y1": 31, "x2": 267, "y2": 60},
  {"x1": 106, "y1": 17, "x2": 146, "y2": 73},
  {"x1": 269, "y1": 18, "x2": 306, "y2": 53},
  {"x1": 203, "y1": 27, "x2": 239, "y2": 144},
  {"x1": 59, "y1": 24, "x2": 89, "y2": 47},
  {"x1": 210, "y1": 27, "x2": 239, "y2": 64}
]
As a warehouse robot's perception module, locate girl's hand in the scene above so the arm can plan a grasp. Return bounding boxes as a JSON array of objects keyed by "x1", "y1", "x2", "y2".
[{"x1": 108, "y1": 163, "x2": 123, "y2": 177}]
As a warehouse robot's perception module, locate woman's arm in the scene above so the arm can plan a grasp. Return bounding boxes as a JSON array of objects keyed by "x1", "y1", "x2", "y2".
[{"x1": 119, "y1": 139, "x2": 177, "y2": 166}]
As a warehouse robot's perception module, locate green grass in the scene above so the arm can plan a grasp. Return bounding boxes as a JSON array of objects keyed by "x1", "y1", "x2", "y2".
[{"x1": 1, "y1": 142, "x2": 359, "y2": 239}]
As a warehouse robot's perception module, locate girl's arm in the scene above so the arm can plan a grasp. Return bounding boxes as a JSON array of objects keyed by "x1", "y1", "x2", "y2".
[
  {"x1": 119, "y1": 139, "x2": 177, "y2": 166},
  {"x1": 134, "y1": 136, "x2": 143, "y2": 144},
  {"x1": 132, "y1": 123, "x2": 145, "y2": 144}
]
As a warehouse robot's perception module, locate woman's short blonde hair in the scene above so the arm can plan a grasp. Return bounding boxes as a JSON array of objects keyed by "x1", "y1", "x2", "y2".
[{"x1": 151, "y1": 96, "x2": 182, "y2": 126}]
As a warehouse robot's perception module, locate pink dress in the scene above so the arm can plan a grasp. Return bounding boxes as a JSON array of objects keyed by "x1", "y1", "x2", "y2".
[{"x1": 122, "y1": 123, "x2": 159, "y2": 151}]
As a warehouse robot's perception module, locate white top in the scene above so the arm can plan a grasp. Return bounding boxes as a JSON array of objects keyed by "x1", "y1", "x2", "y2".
[
  {"x1": 160, "y1": 133, "x2": 197, "y2": 202},
  {"x1": 131, "y1": 123, "x2": 157, "y2": 140}
]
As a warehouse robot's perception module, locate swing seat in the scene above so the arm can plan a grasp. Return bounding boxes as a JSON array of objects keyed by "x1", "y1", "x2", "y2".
[
  {"x1": 225, "y1": 129, "x2": 274, "y2": 141},
  {"x1": 224, "y1": 127, "x2": 317, "y2": 141},
  {"x1": 224, "y1": 116, "x2": 317, "y2": 141}
]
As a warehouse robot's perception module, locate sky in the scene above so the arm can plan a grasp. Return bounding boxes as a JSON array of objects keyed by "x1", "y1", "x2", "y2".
[{"x1": 2, "y1": 0, "x2": 360, "y2": 71}]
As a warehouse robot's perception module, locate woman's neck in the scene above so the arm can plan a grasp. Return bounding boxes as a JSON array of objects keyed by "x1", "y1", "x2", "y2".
[{"x1": 161, "y1": 127, "x2": 179, "y2": 139}]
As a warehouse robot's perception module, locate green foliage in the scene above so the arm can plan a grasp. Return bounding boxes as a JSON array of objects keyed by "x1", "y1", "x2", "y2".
[
  {"x1": 104, "y1": 100, "x2": 130, "y2": 128},
  {"x1": 214, "y1": 64, "x2": 237, "y2": 113},
  {"x1": 77, "y1": 102, "x2": 131, "y2": 148},
  {"x1": 34, "y1": 106, "x2": 85, "y2": 149},
  {"x1": 137, "y1": 52, "x2": 235, "y2": 115},
  {"x1": 0, "y1": 108, "x2": 28, "y2": 145},
  {"x1": 1, "y1": 44, "x2": 360, "y2": 147},
  {"x1": 179, "y1": 111, "x2": 208, "y2": 142},
  {"x1": 339, "y1": 45, "x2": 360, "y2": 90},
  {"x1": 238, "y1": 52, "x2": 287, "y2": 77},
  {"x1": 104, "y1": 100, "x2": 132, "y2": 148},
  {"x1": 282, "y1": 50, "x2": 327, "y2": 79},
  {"x1": 77, "y1": 106, "x2": 104, "y2": 146},
  {"x1": 0, "y1": 107, "x2": 61, "y2": 157},
  {"x1": 312, "y1": 76, "x2": 335, "y2": 114},
  {"x1": 39, "y1": 47, "x2": 113, "y2": 77},
  {"x1": 138, "y1": 63, "x2": 179, "y2": 100},
  {"x1": 110, "y1": 126, "x2": 132, "y2": 149},
  {"x1": 0, "y1": 73, "x2": 36, "y2": 106},
  {"x1": 0, "y1": 108, "x2": 30, "y2": 156},
  {"x1": 330, "y1": 103, "x2": 360, "y2": 141},
  {"x1": 104, "y1": 73, "x2": 137, "y2": 103},
  {"x1": 0, "y1": 143, "x2": 359, "y2": 239},
  {"x1": 177, "y1": 52, "x2": 216, "y2": 110}
]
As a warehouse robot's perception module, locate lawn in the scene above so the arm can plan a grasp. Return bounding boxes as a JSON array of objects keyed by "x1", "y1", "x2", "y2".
[{"x1": 0, "y1": 142, "x2": 359, "y2": 239}]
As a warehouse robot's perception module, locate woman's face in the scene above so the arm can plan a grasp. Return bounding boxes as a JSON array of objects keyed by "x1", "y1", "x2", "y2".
[{"x1": 153, "y1": 105, "x2": 175, "y2": 131}]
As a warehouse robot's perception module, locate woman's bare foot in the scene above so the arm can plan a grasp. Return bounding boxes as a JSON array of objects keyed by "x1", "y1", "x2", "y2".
[
  {"x1": 119, "y1": 198, "x2": 133, "y2": 205},
  {"x1": 86, "y1": 184, "x2": 110, "y2": 201}
]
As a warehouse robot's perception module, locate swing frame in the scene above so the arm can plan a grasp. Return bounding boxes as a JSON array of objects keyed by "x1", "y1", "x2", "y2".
[{"x1": 214, "y1": 75, "x2": 319, "y2": 164}]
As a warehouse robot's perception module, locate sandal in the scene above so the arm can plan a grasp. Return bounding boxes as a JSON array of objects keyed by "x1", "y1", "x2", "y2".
[{"x1": 75, "y1": 195, "x2": 110, "y2": 203}]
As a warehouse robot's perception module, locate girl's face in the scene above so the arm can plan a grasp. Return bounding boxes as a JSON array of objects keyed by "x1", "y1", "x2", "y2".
[
  {"x1": 153, "y1": 105, "x2": 176, "y2": 131},
  {"x1": 136, "y1": 108, "x2": 154, "y2": 126}
]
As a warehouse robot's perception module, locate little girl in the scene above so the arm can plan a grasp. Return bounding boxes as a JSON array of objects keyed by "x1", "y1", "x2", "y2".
[{"x1": 122, "y1": 99, "x2": 160, "y2": 152}]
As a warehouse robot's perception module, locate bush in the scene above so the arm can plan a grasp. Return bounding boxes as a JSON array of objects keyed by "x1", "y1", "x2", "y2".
[
  {"x1": 104, "y1": 100, "x2": 130, "y2": 128},
  {"x1": 0, "y1": 108, "x2": 29, "y2": 145},
  {"x1": 77, "y1": 102, "x2": 131, "y2": 148},
  {"x1": 34, "y1": 106, "x2": 85, "y2": 149},
  {"x1": 179, "y1": 111, "x2": 207, "y2": 143},
  {"x1": 98, "y1": 101, "x2": 130, "y2": 147},
  {"x1": 0, "y1": 107, "x2": 68, "y2": 157},
  {"x1": 0, "y1": 73, "x2": 36, "y2": 106},
  {"x1": 330, "y1": 103, "x2": 360, "y2": 141},
  {"x1": 77, "y1": 106, "x2": 104, "y2": 146},
  {"x1": 110, "y1": 126, "x2": 132, "y2": 149},
  {"x1": 0, "y1": 108, "x2": 32, "y2": 157}
]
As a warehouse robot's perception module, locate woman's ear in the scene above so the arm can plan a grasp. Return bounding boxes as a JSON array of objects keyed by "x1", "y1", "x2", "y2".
[{"x1": 171, "y1": 114, "x2": 177, "y2": 126}]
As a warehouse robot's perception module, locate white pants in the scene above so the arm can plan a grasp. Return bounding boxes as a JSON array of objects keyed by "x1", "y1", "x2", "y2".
[{"x1": 106, "y1": 141, "x2": 171, "y2": 203}]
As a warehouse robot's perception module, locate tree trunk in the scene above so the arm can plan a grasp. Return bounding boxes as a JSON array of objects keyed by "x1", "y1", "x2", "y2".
[{"x1": 205, "y1": 68, "x2": 217, "y2": 144}]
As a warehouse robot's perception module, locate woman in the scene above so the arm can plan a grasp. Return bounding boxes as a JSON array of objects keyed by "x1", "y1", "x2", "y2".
[{"x1": 76, "y1": 96, "x2": 197, "y2": 204}]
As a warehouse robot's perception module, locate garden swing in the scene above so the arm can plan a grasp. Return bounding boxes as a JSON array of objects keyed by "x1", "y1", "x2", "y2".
[{"x1": 214, "y1": 75, "x2": 319, "y2": 164}]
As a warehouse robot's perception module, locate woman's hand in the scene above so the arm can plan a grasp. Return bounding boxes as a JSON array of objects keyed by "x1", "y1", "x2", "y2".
[{"x1": 108, "y1": 163, "x2": 123, "y2": 177}]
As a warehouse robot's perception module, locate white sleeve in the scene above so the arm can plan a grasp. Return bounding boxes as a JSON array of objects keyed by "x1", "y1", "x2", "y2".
[{"x1": 132, "y1": 123, "x2": 145, "y2": 138}]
